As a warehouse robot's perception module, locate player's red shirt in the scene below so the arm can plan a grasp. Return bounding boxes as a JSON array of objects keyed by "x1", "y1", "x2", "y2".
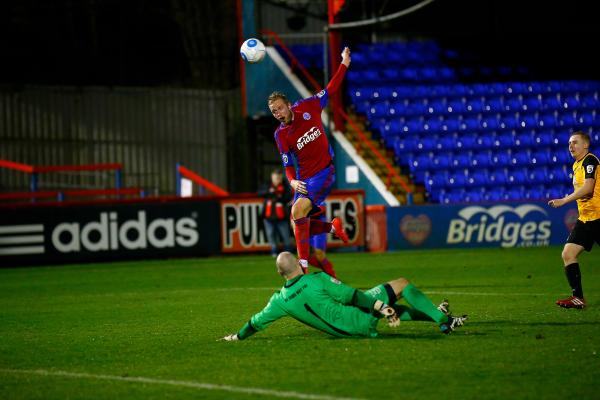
[
  {"x1": 274, "y1": 91, "x2": 331, "y2": 180},
  {"x1": 274, "y1": 64, "x2": 347, "y2": 181}
]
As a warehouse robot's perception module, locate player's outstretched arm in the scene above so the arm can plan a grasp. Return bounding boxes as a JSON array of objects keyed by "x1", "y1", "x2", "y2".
[
  {"x1": 326, "y1": 47, "x2": 350, "y2": 94},
  {"x1": 221, "y1": 294, "x2": 287, "y2": 341}
]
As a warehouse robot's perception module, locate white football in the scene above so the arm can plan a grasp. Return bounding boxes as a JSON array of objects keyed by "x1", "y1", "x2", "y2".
[{"x1": 240, "y1": 38, "x2": 266, "y2": 63}]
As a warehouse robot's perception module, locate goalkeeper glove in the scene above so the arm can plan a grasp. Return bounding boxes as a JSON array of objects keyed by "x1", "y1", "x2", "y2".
[
  {"x1": 374, "y1": 300, "x2": 400, "y2": 327},
  {"x1": 222, "y1": 333, "x2": 239, "y2": 341}
]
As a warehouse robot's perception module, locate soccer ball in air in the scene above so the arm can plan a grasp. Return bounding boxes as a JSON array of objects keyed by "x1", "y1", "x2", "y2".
[{"x1": 240, "y1": 38, "x2": 266, "y2": 63}]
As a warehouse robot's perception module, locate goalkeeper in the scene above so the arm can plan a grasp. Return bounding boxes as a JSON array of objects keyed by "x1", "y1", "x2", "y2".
[{"x1": 222, "y1": 252, "x2": 467, "y2": 341}]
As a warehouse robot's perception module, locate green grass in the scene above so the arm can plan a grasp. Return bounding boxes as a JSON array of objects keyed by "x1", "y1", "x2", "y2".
[{"x1": 1, "y1": 247, "x2": 599, "y2": 399}]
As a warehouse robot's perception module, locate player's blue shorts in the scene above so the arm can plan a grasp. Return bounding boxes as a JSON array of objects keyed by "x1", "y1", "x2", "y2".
[{"x1": 294, "y1": 164, "x2": 335, "y2": 214}]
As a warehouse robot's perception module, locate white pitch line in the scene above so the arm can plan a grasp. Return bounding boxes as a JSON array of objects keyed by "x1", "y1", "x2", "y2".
[
  {"x1": 214, "y1": 288, "x2": 549, "y2": 296},
  {"x1": 0, "y1": 368, "x2": 367, "y2": 400},
  {"x1": 425, "y1": 291, "x2": 548, "y2": 297}
]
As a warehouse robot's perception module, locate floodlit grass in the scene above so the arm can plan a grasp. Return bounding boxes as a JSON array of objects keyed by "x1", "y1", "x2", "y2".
[{"x1": 1, "y1": 246, "x2": 599, "y2": 399}]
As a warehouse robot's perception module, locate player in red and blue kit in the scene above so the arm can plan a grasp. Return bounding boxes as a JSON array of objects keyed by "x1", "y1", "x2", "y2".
[{"x1": 267, "y1": 47, "x2": 351, "y2": 273}]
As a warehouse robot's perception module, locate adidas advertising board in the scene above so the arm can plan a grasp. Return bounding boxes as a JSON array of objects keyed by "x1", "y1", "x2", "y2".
[
  {"x1": 388, "y1": 202, "x2": 578, "y2": 250},
  {"x1": 0, "y1": 201, "x2": 219, "y2": 266}
]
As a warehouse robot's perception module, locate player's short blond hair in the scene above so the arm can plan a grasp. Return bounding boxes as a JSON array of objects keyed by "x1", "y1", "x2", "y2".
[{"x1": 267, "y1": 91, "x2": 290, "y2": 105}]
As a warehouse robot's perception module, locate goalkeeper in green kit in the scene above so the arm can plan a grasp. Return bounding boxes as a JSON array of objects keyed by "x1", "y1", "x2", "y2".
[{"x1": 222, "y1": 252, "x2": 467, "y2": 341}]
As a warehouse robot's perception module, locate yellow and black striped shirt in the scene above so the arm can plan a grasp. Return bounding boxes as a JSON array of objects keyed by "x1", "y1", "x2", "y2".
[{"x1": 572, "y1": 152, "x2": 600, "y2": 222}]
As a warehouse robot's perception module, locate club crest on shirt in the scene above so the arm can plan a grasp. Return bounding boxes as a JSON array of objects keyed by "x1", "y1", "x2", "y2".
[
  {"x1": 282, "y1": 153, "x2": 288, "y2": 164},
  {"x1": 303, "y1": 112, "x2": 311, "y2": 120},
  {"x1": 586, "y1": 165, "x2": 594, "y2": 174},
  {"x1": 316, "y1": 90, "x2": 326, "y2": 98}
]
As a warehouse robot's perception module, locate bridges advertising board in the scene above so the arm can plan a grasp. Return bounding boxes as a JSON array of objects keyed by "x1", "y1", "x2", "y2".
[{"x1": 387, "y1": 202, "x2": 578, "y2": 250}]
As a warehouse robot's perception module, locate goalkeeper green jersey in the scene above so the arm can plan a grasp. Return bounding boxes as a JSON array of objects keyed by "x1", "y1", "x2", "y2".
[{"x1": 237, "y1": 272, "x2": 387, "y2": 339}]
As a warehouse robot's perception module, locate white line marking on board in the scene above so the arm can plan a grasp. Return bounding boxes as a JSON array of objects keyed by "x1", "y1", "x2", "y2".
[
  {"x1": 0, "y1": 368, "x2": 367, "y2": 400},
  {"x1": 0, "y1": 224, "x2": 44, "y2": 234}
]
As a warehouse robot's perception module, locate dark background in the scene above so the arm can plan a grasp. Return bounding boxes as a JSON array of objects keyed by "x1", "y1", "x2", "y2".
[{"x1": 0, "y1": 0, "x2": 597, "y2": 87}]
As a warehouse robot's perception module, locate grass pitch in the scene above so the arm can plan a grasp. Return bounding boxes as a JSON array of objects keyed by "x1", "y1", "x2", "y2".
[{"x1": 1, "y1": 246, "x2": 599, "y2": 400}]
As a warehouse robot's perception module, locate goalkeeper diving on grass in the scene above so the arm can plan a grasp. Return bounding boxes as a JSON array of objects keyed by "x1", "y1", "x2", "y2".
[{"x1": 222, "y1": 252, "x2": 467, "y2": 341}]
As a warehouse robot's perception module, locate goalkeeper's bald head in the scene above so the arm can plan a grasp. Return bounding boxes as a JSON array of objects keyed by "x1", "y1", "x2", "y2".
[{"x1": 276, "y1": 251, "x2": 301, "y2": 278}]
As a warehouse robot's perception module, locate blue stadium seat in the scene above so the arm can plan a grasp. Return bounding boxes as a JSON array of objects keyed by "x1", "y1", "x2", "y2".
[
  {"x1": 510, "y1": 150, "x2": 531, "y2": 167},
  {"x1": 491, "y1": 150, "x2": 512, "y2": 167},
  {"x1": 410, "y1": 153, "x2": 434, "y2": 170},
  {"x1": 474, "y1": 135, "x2": 494, "y2": 149},
  {"x1": 382, "y1": 68, "x2": 401, "y2": 82},
  {"x1": 542, "y1": 95, "x2": 562, "y2": 111},
  {"x1": 455, "y1": 133, "x2": 477, "y2": 150},
  {"x1": 415, "y1": 137, "x2": 436, "y2": 152},
  {"x1": 425, "y1": 171, "x2": 449, "y2": 192},
  {"x1": 471, "y1": 151, "x2": 492, "y2": 167},
  {"x1": 466, "y1": 169, "x2": 489, "y2": 186},
  {"x1": 432, "y1": 152, "x2": 452, "y2": 169},
  {"x1": 526, "y1": 186, "x2": 546, "y2": 200},
  {"x1": 507, "y1": 186, "x2": 525, "y2": 201},
  {"x1": 435, "y1": 135, "x2": 457, "y2": 152},
  {"x1": 531, "y1": 149, "x2": 551, "y2": 166},
  {"x1": 507, "y1": 169, "x2": 528, "y2": 185},
  {"x1": 483, "y1": 189, "x2": 504, "y2": 202},
  {"x1": 451, "y1": 153, "x2": 471, "y2": 168},
  {"x1": 489, "y1": 169, "x2": 508, "y2": 185},
  {"x1": 533, "y1": 131, "x2": 554, "y2": 147},
  {"x1": 440, "y1": 190, "x2": 465, "y2": 204},
  {"x1": 522, "y1": 96, "x2": 542, "y2": 111},
  {"x1": 503, "y1": 97, "x2": 523, "y2": 112},
  {"x1": 395, "y1": 137, "x2": 418, "y2": 155},
  {"x1": 548, "y1": 166, "x2": 569, "y2": 183},
  {"x1": 441, "y1": 119, "x2": 460, "y2": 132},
  {"x1": 444, "y1": 99, "x2": 467, "y2": 114},
  {"x1": 481, "y1": 116, "x2": 500, "y2": 130},
  {"x1": 447, "y1": 171, "x2": 467, "y2": 188},
  {"x1": 493, "y1": 133, "x2": 515, "y2": 149},
  {"x1": 514, "y1": 132, "x2": 534, "y2": 147},
  {"x1": 368, "y1": 102, "x2": 389, "y2": 118}
]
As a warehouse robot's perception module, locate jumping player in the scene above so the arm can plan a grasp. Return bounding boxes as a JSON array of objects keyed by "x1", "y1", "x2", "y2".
[{"x1": 268, "y1": 47, "x2": 351, "y2": 273}]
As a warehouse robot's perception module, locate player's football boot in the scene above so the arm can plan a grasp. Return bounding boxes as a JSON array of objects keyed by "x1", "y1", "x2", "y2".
[
  {"x1": 555, "y1": 296, "x2": 586, "y2": 309},
  {"x1": 439, "y1": 315, "x2": 468, "y2": 335},
  {"x1": 437, "y1": 299, "x2": 450, "y2": 315},
  {"x1": 331, "y1": 217, "x2": 349, "y2": 244}
]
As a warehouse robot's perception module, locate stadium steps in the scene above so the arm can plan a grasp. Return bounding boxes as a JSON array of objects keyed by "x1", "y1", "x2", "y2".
[{"x1": 344, "y1": 112, "x2": 425, "y2": 205}]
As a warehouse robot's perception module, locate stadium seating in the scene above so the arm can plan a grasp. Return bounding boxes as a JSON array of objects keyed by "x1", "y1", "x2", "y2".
[{"x1": 337, "y1": 40, "x2": 599, "y2": 203}]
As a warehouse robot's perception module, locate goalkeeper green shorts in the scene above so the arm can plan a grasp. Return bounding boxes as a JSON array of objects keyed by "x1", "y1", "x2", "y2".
[{"x1": 364, "y1": 284, "x2": 394, "y2": 305}]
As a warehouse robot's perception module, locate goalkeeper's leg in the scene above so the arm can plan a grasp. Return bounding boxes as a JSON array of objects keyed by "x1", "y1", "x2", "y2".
[{"x1": 387, "y1": 278, "x2": 448, "y2": 325}]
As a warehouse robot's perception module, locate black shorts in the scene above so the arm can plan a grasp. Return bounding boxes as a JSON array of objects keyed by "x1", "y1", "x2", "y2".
[{"x1": 567, "y1": 219, "x2": 600, "y2": 251}]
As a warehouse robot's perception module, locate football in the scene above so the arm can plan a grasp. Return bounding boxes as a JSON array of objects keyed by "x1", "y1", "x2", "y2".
[{"x1": 240, "y1": 38, "x2": 266, "y2": 63}]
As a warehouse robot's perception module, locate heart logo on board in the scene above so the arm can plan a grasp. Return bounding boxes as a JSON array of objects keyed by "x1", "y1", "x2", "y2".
[{"x1": 400, "y1": 214, "x2": 432, "y2": 246}]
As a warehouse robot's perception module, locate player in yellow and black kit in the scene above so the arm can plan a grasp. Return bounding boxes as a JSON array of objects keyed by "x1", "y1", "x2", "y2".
[{"x1": 548, "y1": 131, "x2": 600, "y2": 309}]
